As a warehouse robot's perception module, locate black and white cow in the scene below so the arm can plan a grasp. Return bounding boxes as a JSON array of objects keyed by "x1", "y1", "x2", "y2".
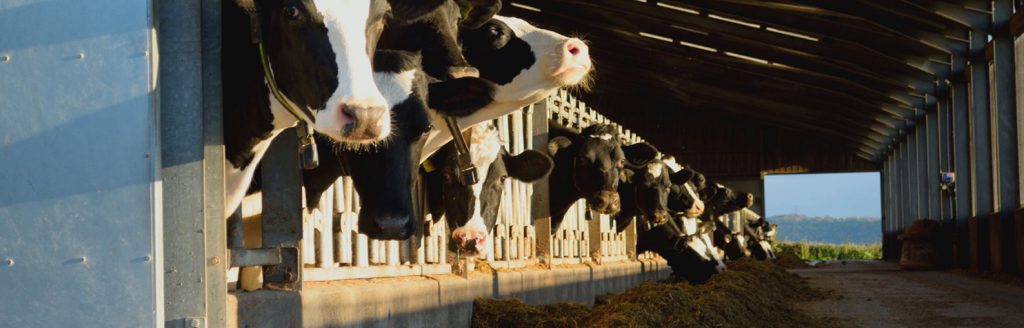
[
  {"x1": 636, "y1": 216, "x2": 726, "y2": 284},
  {"x1": 423, "y1": 124, "x2": 553, "y2": 257},
  {"x1": 612, "y1": 151, "x2": 693, "y2": 230},
  {"x1": 379, "y1": 0, "x2": 501, "y2": 80},
  {"x1": 741, "y1": 210, "x2": 777, "y2": 260},
  {"x1": 547, "y1": 123, "x2": 626, "y2": 229},
  {"x1": 298, "y1": 50, "x2": 431, "y2": 240},
  {"x1": 223, "y1": 0, "x2": 393, "y2": 215},
  {"x1": 419, "y1": 16, "x2": 594, "y2": 162}
]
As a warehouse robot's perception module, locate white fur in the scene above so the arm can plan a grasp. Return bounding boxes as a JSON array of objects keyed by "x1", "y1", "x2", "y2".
[
  {"x1": 662, "y1": 156, "x2": 683, "y2": 173},
  {"x1": 682, "y1": 183, "x2": 705, "y2": 218},
  {"x1": 419, "y1": 16, "x2": 591, "y2": 162},
  {"x1": 459, "y1": 124, "x2": 503, "y2": 256},
  {"x1": 374, "y1": 69, "x2": 417, "y2": 106},
  {"x1": 224, "y1": 95, "x2": 302, "y2": 215},
  {"x1": 647, "y1": 162, "x2": 663, "y2": 178},
  {"x1": 312, "y1": 0, "x2": 390, "y2": 142}
]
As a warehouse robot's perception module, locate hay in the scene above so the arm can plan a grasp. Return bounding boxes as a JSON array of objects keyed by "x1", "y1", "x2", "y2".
[
  {"x1": 775, "y1": 250, "x2": 810, "y2": 269},
  {"x1": 473, "y1": 258, "x2": 837, "y2": 328}
]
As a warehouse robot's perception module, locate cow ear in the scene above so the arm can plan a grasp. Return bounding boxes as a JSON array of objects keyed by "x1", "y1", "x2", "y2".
[
  {"x1": 504, "y1": 150, "x2": 553, "y2": 183},
  {"x1": 622, "y1": 142, "x2": 659, "y2": 166},
  {"x1": 456, "y1": 0, "x2": 502, "y2": 29},
  {"x1": 427, "y1": 78, "x2": 496, "y2": 117},
  {"x1": 389, "y1": 0, "x2": 449, "y2": 21},
  {"x1": 669, "y1": 169, "x2": 695, "y2": 185},
  {"x1": 547, "y1": 137, "x2": 572, "y2": 156}
]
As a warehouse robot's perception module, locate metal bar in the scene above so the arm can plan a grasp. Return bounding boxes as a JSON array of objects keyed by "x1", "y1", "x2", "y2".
[
  {"x1": 159, "y1": 0, "x2": 226, "y2": 325},
  {"x1": 969, "y1": 27, "x2": 994, "y2": 217},
  {"x1": 260, "y1": 129, "x2": 304, "y2": 290},
  {"x1": 229, "y1": 248, "x2": 283, "y2": 267},
  {"x1": 992, "y1": 0, "x2": 1020, "y2": 213},
  {"x1": 927, "y1": 104, "x2": 941, "y2": 221}
]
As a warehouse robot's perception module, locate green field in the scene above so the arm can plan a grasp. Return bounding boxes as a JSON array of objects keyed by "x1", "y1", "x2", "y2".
[{"x1": 774, "y1": 242, "x2": 881, "y2": 261}]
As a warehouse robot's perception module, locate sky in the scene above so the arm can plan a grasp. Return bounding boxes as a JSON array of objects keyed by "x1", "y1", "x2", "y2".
[{"x1": 764, "y1": 172, "x2": 881, "y2": 218}]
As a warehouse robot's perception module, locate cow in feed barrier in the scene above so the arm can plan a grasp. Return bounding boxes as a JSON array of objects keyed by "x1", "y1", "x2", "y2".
[
  {"x1": 295, "y1": 14, "x2": 589, "y2": 240},
  {"x1": 547, "y1": 123, "x2": 626, "y2": 230},
  {"x1": 419, "y1": 16, "x2": 594, "y2": 161},
  {"x1": 297, "y1": 50, "x2": 432, "y2": 240},
  {"x1": 612, "y1": 151, "x2": 694, "y2": 230},
  {"x1": 223, "y1": 0, "x2": 394, "y2": 215},
  {"x1": 632, "y1": 156, "x2": 725, "y2": 283},
  {"x1": 423, "y1": 124, "x2": 554, "y2": 258}
]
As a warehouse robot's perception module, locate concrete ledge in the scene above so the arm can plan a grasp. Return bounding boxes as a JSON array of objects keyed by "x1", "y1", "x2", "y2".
[{"x1": 229, "y1": 259, "x2": 671, "y2": 327}]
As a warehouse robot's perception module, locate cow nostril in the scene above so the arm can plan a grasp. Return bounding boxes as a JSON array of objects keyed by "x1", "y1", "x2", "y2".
[
  {"x1": 565, "y1": 40, "x2": 586, "y2": 57},
  {"x1": 341, "y1": 105, "x2": 356, "y2": 120}
]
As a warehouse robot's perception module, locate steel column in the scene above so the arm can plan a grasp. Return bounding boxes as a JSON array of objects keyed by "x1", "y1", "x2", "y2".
[
  {"x1": 160, "y1": 0, "x2": 227, "y2": 326},
  {"x1": 927, "y1": 107, "x2": 941, "y2": 220},
  {"x1": 970, "y1": 29, "x2": 995, "y2": 217},
  {"x1": 993, "y1": 0, "x2": 1020, "y2": 215}
]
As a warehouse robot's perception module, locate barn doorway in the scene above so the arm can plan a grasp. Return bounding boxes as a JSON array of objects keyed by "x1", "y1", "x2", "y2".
[{"x1": 764, "y1": 172, "x2": 882, "y2": 260}]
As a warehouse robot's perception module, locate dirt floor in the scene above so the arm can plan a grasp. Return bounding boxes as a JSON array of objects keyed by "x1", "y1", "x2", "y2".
[{"x1": 791, "y1": 260, "x2": 1024, "y2": 328}]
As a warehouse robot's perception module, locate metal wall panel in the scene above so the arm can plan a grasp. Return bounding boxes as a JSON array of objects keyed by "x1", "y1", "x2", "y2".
[{"x1": 0, "y1": 0, "x2": 160, "y2": 326}]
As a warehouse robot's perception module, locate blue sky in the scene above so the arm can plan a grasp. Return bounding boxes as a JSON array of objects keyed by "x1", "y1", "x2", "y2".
[{"x1": 764, "y1": 172, "x2": 881, "y2": 218}]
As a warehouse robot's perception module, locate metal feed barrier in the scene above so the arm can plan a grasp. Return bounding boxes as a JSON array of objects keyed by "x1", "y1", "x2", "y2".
[{"x1": 228, "y1": 90, "x2": 659, "y2": 287}]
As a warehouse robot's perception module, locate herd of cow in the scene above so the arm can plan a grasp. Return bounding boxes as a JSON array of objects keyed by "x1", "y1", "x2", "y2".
[{"x1": 220, "y1": 0, "x2": 779, "y2": 288}]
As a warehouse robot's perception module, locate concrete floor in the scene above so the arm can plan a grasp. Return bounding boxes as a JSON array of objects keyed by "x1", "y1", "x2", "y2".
[{"x1": 791, "y1": 261, "x2": 1024, "y2": 328}]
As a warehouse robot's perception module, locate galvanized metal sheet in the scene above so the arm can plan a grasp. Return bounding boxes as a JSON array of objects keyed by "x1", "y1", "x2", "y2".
[{"x1": 0, "y1": 0, "x2": 159, "y2": 326}]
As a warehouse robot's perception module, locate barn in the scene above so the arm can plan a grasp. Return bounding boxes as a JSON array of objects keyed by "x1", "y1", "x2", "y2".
[{"x1": 1, "y1": 0, "x2": 1023, "y2": 327}]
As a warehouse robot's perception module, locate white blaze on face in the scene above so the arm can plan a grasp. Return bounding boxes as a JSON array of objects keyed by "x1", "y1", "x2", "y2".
[
  {"x1": 699, "y1": 233, "x2": 727, "y2": 272},
  {"x1": 647, "y1": 162, "x2": 664, "y2": 178},
  {"x1": 683, "y1": 183, "x2": 704, "y2": 218},
  {"x1": 662, "y1": 157, "x2": 683, "y2": 173},
  {"x1": 312, "y1": 0, "x2": 390, "y2": 142},
  {"x1": 459, "y1": 123, "x2": 502, "y2": 256}
]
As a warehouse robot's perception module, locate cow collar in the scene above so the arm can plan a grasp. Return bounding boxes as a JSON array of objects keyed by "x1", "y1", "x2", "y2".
[{"x1": 246, "y1": 8, "x2": 320, "y2": 169}]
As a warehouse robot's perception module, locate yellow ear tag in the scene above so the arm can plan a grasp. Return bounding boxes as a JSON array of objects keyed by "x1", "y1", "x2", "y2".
[{"x1": 423, "y1": 159, "x2": 436, "y2": 173}]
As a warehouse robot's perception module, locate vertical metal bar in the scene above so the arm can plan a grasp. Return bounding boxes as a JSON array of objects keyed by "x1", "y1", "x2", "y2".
[
  {"x1": 201, "y1": 1, "x2": 227, "y2": 324},
  {"x1": 927, "y1": 106, "x2": 941, "y2": 221},
  {"x1": 260, "y1": 130, "x2": 304, "y2": 290},
  {"x1": 160, "y1": 0, "x2": 226, "y2": 325},
  {"x1": 532, "y1": 99, "x2": 553, "y2": 265},
  {"x1": 970, "y1": 29, "x2": 994, "y2": 217},
  {"x1": 993, "y1": 0, "x2": 1020, "y2": 214}
]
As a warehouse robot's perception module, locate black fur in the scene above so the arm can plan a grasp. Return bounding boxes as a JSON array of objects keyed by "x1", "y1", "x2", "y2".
[
  {"x1": 460, "y1": 19, "x2": 536, "y2": 85},
  {"x1": 547, "y1": 122, "x2": 627, "y2": 231}
]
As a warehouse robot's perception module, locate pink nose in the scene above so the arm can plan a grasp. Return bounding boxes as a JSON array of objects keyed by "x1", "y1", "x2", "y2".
[{"x1": 565, "y1": 39, "x2": 588, "y2": 58}]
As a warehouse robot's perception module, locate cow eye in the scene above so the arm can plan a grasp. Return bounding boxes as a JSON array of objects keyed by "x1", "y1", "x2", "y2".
[
  {"x1": 488, "y1": 25, "x2": 500, "y2": 37},
  {"x1": 284, "y1": 6, "x2": 301, "y2": 19},
  {"x1": 500, "y1": 175, "x2": 509, "y2": 183}
]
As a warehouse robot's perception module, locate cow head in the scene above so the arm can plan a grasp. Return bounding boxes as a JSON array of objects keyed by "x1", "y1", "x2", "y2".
[
  {"x1": 379, "y1": 0, "x2": 501, "y2": 80},
  {"x1": 426, "y1": 124, "x2": 553, "y2": 258},
  {"x1": 548, "y1": 125, "x2": 626, "y2": 214},
  {"x1": 637, "y1": 217, "x2": 726, "y2": 284},
  {"x1": 234, "y1": 0, "x2": 393, "y2": 143},
  {"x1": 701, "y1": 182, "x2": 754, "y2": 216},
  {"x1": 619, "y1": 150, "x2": 686, "y2": 225},
  {"x1": 661, "y1": 157, "x2": 706, "y2": 219},
  {"x1": 460, "y1": 16, "x2": 593, "y2": 105},
  {"x1": 300, "y1": 50, "x2": 431, "y2": 240}
]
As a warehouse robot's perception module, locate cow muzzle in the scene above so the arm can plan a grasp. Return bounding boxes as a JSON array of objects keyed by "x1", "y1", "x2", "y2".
[
  {"x1": 451, "y1": 227, "x2": 488, "y2": 258},
  {"x1": 358, "y1": 212, "x2": 415, "y2": 240},
  {"x1": 587, "y1": 191, "x2": 620, "y2": 214},
  {"x1": 338, "y1": 101, "x2": 390, "y2": 142}
]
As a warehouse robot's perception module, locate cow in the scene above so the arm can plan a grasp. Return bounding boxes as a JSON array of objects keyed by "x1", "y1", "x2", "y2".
[
  {"x1": 547, "y1": 123, "x2": 626, "y2": 230},
  {"x1": 295, "y1": 15, "x2": 589, "y2": 240},
  {"x1": 740, "y1": 210, "x2": 777, "y2": 260},
  {"x1": 298, "y1": 50, "x2": 431, "y2": 240},
  {"x1": 223, "y1": 0, "x2": 393, "y2": 215},
  {"x1": 612, "y1": 152, "x2": 694, "y2": 231},
  {"x1": 636, "y1": 216, "x2": 726, "y2": 284},
  {"x1": 379, "y1": 0, "x2": 501, "y2": 80},
  {"x1": 419, "y1": 16, "x2": 594, "y2": 162},
  {"x1": 423, "y1": 124, "x2": 553, "y2": 258}
]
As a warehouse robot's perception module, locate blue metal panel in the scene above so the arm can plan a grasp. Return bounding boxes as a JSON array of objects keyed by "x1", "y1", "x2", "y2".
[{"x1": 0, "y1": 0, "x2": 159, "y2": 326}]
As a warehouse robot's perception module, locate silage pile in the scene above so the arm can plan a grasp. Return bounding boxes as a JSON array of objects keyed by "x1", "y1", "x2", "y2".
[{"x1": 472, "y1": 255, "x2": 834, "y2": 328}]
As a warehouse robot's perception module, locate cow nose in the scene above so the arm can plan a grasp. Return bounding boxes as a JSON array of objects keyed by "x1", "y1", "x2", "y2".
[
  {"x1": 448, "y1": 66, "x2": 480, "y2": 80},
  {"x1": 340, "y1": 102, "x2": 390, "y2": 141},
  {"x1": 565, "y1": 39, "x2": 588, "y2": 59}
]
